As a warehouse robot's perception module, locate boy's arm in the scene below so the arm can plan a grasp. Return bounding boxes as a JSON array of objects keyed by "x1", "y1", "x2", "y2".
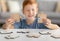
[
  {"x1": 2, "y1": 13, "x2": 22, "y2": 30},
  {"x1": 44, "y1": 19, "x2": 59, "y2": 30},
  {"x1": 37, "y1": 13, "x2": 59, "y2": 29},
  {"x1": 45, "y1": 24, "x2": 59, "y2": 30},
  {"x1": 2, "y1": 24, "x2": 7, "y2": 30},
  {"x1": 2, "y1": 22, "x2": 20, "y2": 30},
  {"x1": 2, "y1": 18, "x2": 15, "y2": 30},
  {"x1": 2, "y1": 24, "x2": 14, "y2": 30}
]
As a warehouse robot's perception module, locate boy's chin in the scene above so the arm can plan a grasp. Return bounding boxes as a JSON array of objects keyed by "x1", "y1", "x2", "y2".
[{"x1": 27, "y1": 17, "x2": 35, "y2": 19}]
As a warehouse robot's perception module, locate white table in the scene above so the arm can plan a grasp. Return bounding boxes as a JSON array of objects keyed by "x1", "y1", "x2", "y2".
[{"x1": 0, "y1": 29, "x2": 60, "y2": 41}]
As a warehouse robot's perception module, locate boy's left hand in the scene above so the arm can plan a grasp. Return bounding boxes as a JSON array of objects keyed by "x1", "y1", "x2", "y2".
[
  {"x1": 42, "y1": 18, "x2": 59, "y2": 30},
  {"x1": 42, "y1": 18, "x2": 51, "y2": 26}
]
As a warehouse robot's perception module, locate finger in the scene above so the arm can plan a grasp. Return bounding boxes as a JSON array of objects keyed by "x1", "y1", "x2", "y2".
[
  {"x1": 42, "y1": 18, "x2": 47, "y2": 24},
  {"x1": 42, "y1": 18, "x2": 47, "y2": 22},
  {"x1": 43, "y1": 18, "x2": 51, "y2": 25},
  {"x1": 47, "y1": 19, "x2": 51, "y2": 24},
  {"x1": 7, "y1": 18, "x2": 14, "y2": 24}
]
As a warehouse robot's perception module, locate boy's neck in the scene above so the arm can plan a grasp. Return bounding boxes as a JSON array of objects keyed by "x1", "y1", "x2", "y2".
[{"x1": 26, "y1": 18, "x2": 35, "y2": 25}]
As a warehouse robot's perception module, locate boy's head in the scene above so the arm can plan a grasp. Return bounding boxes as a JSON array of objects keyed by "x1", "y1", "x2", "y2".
[{"x1": 22, "y1": 0, "x2": 38, "y2": 19}]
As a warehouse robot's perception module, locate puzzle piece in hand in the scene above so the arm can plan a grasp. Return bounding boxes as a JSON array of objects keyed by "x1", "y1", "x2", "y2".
[
  {"x1": 10, "y1": 13, "x2": 22, "y2": 22},
  {"x1": 37, "y1": 12, "x2": 47, "y2": 23}
]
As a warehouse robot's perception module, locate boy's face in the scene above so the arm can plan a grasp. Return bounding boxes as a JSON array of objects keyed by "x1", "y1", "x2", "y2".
[{"x1": 23, "y1": 4, "x2": 38, "y2": 19}]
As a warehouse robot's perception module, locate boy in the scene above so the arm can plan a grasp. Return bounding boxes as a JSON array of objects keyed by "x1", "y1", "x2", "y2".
[{"x1": 2, "y1": 0, "x2": 59, "y2": 29}]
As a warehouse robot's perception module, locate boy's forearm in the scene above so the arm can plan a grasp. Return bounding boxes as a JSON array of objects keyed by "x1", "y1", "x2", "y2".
[
  {"x1": 2, "y1": 24, "x2": 14, "y2": 30},
  {"x1": 2, "y1": 24, "x2": 7, "y2": 30},
  {"x1": 45, "y1": 24, "x2": 59, "y2": 30}
]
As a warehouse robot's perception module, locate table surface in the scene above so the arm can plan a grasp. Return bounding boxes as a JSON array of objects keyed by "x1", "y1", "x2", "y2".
[{"x1": 0, "y1": 29, "x2": 60, "y2": 41}]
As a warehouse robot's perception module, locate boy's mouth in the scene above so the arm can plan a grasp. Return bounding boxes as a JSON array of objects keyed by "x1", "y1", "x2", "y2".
[{"x1": 28, "y1": 15, "x2": 34, "y2": 17}]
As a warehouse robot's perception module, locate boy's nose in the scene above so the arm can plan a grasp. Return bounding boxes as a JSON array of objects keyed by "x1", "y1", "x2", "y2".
[{"x1": 29, "y1": 10, "x2": 33, "y2": 15}]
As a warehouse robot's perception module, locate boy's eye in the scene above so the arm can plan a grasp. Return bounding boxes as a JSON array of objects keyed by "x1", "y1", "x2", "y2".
[
  {"x1": 32, "y1": 9, "x2": 34, "y2": 11},
  {"x1": 26, "y1": 9, "x2": 35, "y2": 11}
]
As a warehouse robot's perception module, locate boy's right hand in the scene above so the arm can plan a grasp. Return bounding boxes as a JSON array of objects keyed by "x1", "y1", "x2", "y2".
[
  {"x1": 6, "y1": 18, "x2": 15, "y2": 25},
  {"x1": 2, "y1": 18, "x2": 15, "y2": 30}
]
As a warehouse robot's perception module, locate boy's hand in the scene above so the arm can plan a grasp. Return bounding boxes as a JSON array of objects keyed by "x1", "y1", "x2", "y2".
[
  {"x1": 42, "y1": 18, "x2": 59, "y2": 29},
  {"x1": 42, "y1": 18, "x2": 51, "y2": 26},
  {"x1": 5, "y1": 18, "x2": 15, "y2": 25},
  {"x1": 2, "y1": 18, "x2": 15, "y2": 30}
]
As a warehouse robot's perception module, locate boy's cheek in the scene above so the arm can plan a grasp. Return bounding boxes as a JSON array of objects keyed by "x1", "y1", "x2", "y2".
[{"x1": 34, "y1": 12, "x2": 37, "y2": 15}]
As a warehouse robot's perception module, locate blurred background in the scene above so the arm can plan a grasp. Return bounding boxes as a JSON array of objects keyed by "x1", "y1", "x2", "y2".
[{"x1": 0, "y1": 0, "x2": 60, "y2": 27}]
